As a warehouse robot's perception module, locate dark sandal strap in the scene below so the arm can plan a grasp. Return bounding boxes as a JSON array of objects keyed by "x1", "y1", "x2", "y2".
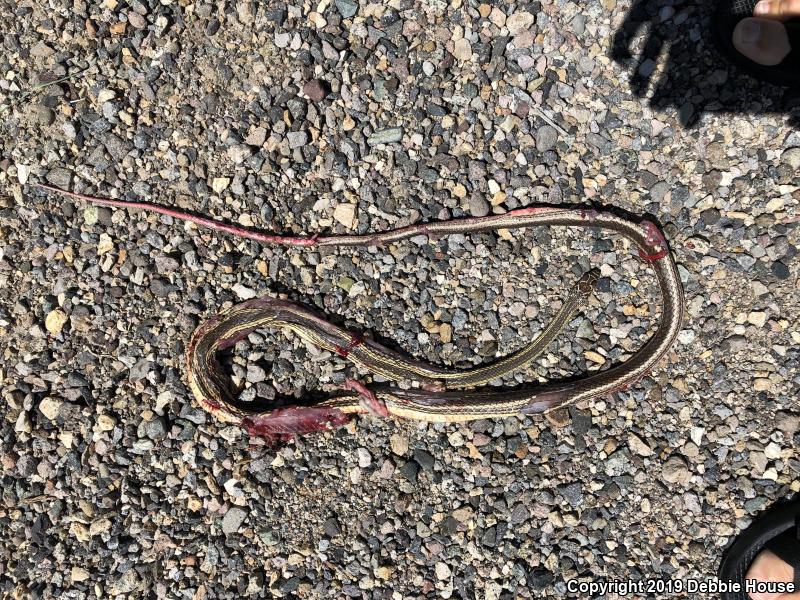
[
  {"x1": 729, "y1": 0, "x2": 758, "y2": 16},
  {"x1": 767, "y1": 522, "x2": 800, "y2": 588},
  {"x1": 781, "y1": 23, "x2": 800, "y2": 72},
  {"x1": 719, "y1": 501, "x2": 800, "y2": 600}
]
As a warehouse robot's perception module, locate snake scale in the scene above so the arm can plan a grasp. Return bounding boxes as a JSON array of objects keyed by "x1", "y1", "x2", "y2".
[{"x1": 35, "y1": 183, "x2": 684, "y2": 441}]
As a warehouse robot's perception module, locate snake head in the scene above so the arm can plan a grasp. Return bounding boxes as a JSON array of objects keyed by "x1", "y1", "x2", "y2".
[
  {"x1": 638, "y1": 220, "x2": 669, "y2": 262},
  {"x1": 577, "y1": 268, "x2": 602, "y2": 298}
]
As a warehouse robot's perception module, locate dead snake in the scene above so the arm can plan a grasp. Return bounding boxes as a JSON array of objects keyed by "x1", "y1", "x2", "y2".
[{"x1": 35, "y1": 183, "x2": 684, "y2": 441}]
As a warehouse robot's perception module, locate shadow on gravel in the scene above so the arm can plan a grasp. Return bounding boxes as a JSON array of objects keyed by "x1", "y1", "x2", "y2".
[{"x1": 610, "y1": 0, "x2": 800, "y2": 127}]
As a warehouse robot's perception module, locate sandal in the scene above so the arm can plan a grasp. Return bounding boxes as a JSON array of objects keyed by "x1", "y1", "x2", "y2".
[
  {"x1": 713, "y1": 0, "x2": 800, "y2": 87},
  {"x1": 718, "y1": 500, "x2": 800, "y2": 599}
]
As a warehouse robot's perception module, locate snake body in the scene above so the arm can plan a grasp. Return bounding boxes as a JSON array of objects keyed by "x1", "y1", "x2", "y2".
[
  {"x1": 186, "y1": 269, "x2": 599, "y2": 421},
  {"x1": 36, "y1": 184, "x2": 684, "y2": 439}
]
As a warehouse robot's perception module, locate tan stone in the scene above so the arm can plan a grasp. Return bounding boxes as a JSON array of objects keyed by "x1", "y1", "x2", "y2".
[
  {"x1": 45, "y1": 309, "x2": 68, "y2": 335},
  {"x1": 453, "y1": 38, "x2": 472, "y2": 61},
  {"x1": 584, "y1": 350, "x2": 606, "y2": 365},
  {"x1": 389, "y1": 433, "x2": 408, "y2": 455},
  {"x1": 211, "y1": 177, "x2": 230, "y2": 194},
  {"x1": 333, "y1": 203, "x2": 356, "y2": 228},
  {"x1": 39, "y1": 398, "x2": 61, "y2": 421}
]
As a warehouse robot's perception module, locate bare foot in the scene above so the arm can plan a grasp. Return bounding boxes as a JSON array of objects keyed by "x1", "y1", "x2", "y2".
[
  {"x1": 746, "y1": 549, "x2": 800, "y2": 600},
  {"x1": 733, "y1": 18, "x2": 792, "y2": 65},
  {"x1": 754, "y1": 0, "x2": 800, "y2": 20},
  {"x1": 732, "y1": 0, "x2": 800, "y2": 66}
]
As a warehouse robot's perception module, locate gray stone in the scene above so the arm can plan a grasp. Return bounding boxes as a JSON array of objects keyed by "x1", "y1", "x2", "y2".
[
  {"x1": 103, "y1": 134, "x2": 131, "y2": 160},
  {"x1": 45, "y1": 167, "x2": 72, "y2": 188},
  {"x1": 150, "y1": 278, "x2": 174, "y2": 297},
  {"x1": 228, "y1": 144, "x2": 252, "y2": 164},
  {"x1": 37, "y1": 106, "x2": 55, "y2": 126},
  {"x1": 662, "y1": 456, "x2": 691, "y2": 485},
  {"x1": 638, "y1": 59, "x2": 656, "y2": 77},
  {"x1": 414, "y1": 449, "x2": 435, "y2": 471},
  {"x1": 335, "y1": 0, "x2": 358, "y2": 18},
  {"x1": 154, "y1": 255, "x2": 180, "y2": 272},
  {"x1": 324, "y1": 518, "x2": 341, "y2": 536},
  {"x1": 287, "y1": 131, "x2": 308, "y2": 149},
  {"x1": 510, "y1": 503, "x2": 529, "y2": 524},
  {"x1": 468, "y1": 195, "x2": 490, "y2": 217},
  {"x1": 536, "y1": 125, "x2": 558, "y2": 152},
  {"x1": 143, "y1": 417, "x2": 168, "y2": 440},
  {"x1": 340, "y1": 139, "x2": 358, "y2": 162},
  {"x1": 246, "y1": 364, "x2": 267, "y2": 383},
  {"x1": 572, "y1": 14, "x2": 586, "y2": 35},
  {"x1": 604, "y1": 451, "x2": 630, "y2": 477},
  {"x1": 367, "y1": 127, "x2": 402, "y2": 146},
  {"x1": 649, "y1": 181, "x2": 670, "y2": 202},
  {"x1": 129, "y1": 359, "x2": 153, "y2": 381},
  {"x1": 221, "y1": 507, "x2": 247, "y2": 534},
  {"x1": 781, "y1": 147, "x2": 800, "y2": 169}
]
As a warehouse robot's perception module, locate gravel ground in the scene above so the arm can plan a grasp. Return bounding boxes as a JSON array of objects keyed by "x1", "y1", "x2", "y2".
[{"x1": 1, "y1": 0, "x2": 799, "y2": 598}]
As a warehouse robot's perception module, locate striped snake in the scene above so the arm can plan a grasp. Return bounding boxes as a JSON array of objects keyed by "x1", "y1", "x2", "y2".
[{"x1": 36, "y1": 183, "x2": 684, "y2": 441}]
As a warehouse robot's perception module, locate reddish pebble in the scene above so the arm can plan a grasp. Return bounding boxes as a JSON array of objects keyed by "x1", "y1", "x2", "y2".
[{"x1": 303, "y1": 79, "x2": 328, "y2": 102}]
